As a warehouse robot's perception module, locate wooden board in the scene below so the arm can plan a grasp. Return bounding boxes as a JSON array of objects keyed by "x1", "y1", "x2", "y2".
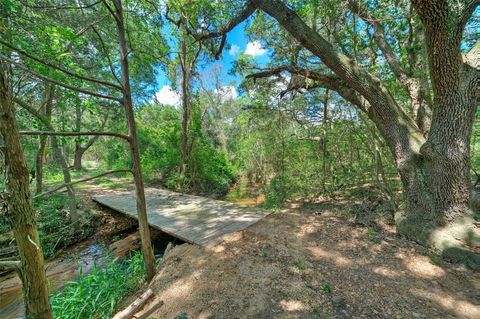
[{"x1": 92, "y1": 188, "x2": 271, "y2": 246}]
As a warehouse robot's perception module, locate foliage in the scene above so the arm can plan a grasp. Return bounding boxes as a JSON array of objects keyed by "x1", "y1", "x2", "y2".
[
  {"x1": 34, "y1": 194, "x2": 97, "y2": 257},
  {"x1": 50, "y1": 251, "x2": 146, "y2": 319}
]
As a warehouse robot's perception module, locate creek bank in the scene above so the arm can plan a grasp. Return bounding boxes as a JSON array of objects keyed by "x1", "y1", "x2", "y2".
[{"x1": 0, "y1": 205, "x2": 181, "y2": 319}]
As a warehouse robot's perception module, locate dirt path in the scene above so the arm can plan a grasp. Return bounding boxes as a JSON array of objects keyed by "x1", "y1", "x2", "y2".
[{"x1": 133, "y1": 206, "x2": 479, "y2": 319}]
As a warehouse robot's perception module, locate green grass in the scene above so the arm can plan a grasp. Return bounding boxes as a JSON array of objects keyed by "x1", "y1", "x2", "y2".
[
  {"x1": 367, "y1": 227, "x2": 379, "y2": 242},
  {"x1": 50, "y1": 251, "x2": 146, "y2": 319},
  {"x1": 294, "y1": 258, "x2": 306, "y2": 270},
  {"x1": 322, "y1": 282, "x2": 332, "y2": 294}
]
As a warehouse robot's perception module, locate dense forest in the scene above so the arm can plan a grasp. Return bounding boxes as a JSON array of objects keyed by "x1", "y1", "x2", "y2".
[{"x1": 0, "y1": 0, "x2": 479, "y2": 318}]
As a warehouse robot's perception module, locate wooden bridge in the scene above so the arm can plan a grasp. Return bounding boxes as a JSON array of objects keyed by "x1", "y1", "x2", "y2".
[{"x1": 93, "y1": 188, "x2": 271, "y2": 246}]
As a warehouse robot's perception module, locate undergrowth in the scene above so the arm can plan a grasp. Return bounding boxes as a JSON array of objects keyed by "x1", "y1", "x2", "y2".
[
  {"x1": 35, "y1": 194, "x2": 97, "y2": 257},
  {"x1": 0, "y1": 194, "x2": 97, "y2": 256},
  {"x1": 50, "y1": 251, "x2": 146, "y2": 319}
]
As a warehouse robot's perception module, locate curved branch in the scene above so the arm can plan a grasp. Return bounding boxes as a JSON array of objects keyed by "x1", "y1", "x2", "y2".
[
  {"x1": 34, "y1": 169, "x2": 133, "y2": 199},
  {"x1": 0, "y1": 40, "x2": 122, "y2": 90},
  {"x1": 4, "y1": 56, "x2": 120, "y2": 101},
  {"x1": 246, "y1": 66, "x2": 370, "y2": 111},
  {"x1": 190, "y1": 3, "x2": 256, "y2": 40}
]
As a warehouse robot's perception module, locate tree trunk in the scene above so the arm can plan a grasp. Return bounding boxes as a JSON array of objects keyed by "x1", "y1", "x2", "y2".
[
  {"x1": 112, "y1": 0, "x2": 156, "y2": 281},
  {"x1": 251, "y1": 0, "x2": 479, "y2": 266},
  {"x1": 50, "y1": 134, "x2": 79, "y2": 222},
  {"x1": 394, "y1": 1, "x2": 480, "y2": 265},
  {"x1": 35, "y1": 135, "x2": 47, "y2": 195},
  {"x1": 322, "y1": 89, "x2": 329, "y2": 191},
  {"x1": 34, "y1": 83, "x2": 54, "y2": 195},
  {"x1": 42, "y1": 87, "x2": 79, "y2": 224},
  {"x1": 178, "y1": 35, "x2": 191, "y2": 187},
  {"x1": 0, "y1": 61, "x2": 53, "y2": 319},
  {"x1": 74, "y1": 104, "x2": 83, "y2": 171},
  {"x1": 73, "y1": 146, "x2": 85, "y2": 171}
]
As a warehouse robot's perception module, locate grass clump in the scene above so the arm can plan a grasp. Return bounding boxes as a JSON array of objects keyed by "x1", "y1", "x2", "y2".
[
  {"x1": 50, "y1": 251, "x2": 146, "y2": 319},
  {"x1": 322, "y1": 282, "x2": 332, "y2": 294},
  {"x1": 294, "y1": 258, "x2": 306, "y2": 271}
]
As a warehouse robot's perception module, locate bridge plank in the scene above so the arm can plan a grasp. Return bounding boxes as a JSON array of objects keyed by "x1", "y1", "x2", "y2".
[{"x1": 92, "y1": 188, "x2": 271, "y2": 246}]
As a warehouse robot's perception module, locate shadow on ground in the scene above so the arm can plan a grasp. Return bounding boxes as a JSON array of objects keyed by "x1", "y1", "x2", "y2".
[{"x1": 132, "y1": 200, "x2": 480, "y2": 319}]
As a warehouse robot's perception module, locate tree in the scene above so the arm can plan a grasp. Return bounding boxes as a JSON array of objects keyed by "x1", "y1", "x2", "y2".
[
  {"x1": 188, "y1": 0, "x2": 480, "y2": 260},
  {"x1": 73, "y1": 102, "x2": 110, "y2": 171},
  {"x1": 0, "y1": 59, "x2": 53, "y2": 319}
]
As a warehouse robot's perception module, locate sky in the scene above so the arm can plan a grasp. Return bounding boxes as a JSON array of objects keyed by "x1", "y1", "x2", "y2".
[{"x1": 152, "y1": 21, "x2": 270, "y2": 106}]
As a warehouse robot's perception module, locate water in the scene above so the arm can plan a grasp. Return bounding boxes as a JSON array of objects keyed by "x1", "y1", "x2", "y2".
[{"x1": 0, "y1": 229, "x2": 182, "y2": 319}]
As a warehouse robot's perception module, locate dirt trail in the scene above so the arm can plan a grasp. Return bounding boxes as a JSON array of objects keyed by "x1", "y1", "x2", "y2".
[{"x1": 134, "y1": 206, "x2": 479, "y2": 319}]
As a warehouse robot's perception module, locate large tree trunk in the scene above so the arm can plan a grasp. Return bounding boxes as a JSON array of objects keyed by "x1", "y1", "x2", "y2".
[
  {"x1": 112, "y1": 0, "x2": 156, "y2": 281},
  {"x1": 397, "y1": 75, "x2": 478, "y2": 253},
  {"x1": 395, "y1": 1, "x2": 480, "y2": 265},
  {"x1": 0, "y1": 61, "x2": 53, "y2": 319},
  {"x1": 252, "y1": 0, "x2": 479, "y2": 265}
]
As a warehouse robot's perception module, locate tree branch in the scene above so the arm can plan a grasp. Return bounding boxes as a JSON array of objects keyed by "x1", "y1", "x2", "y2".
[
  {"x1": 91, "y1": 26, "x2": 122, "y2": 84},
  {"x1": 14, "y1": 97, "x2": 53, "y2": 129},
  {"x1": 3, "y1": 56, "x2": 120, "y2": 101},
  {"x1": 34, "y1": 169, "x2": 133, "y2": 199},
  {"x1": 19, "y1": 130, "x2": 130, "y2": 141},
  {"x1": 82, "y1": 109, "x2": 111, "y2": 150},
  {"x1": 246, "y1": 65, "x2": 370, "y2": 111},
  {"x1": 19, "y1": 0, "x2": 102, "y2": 10},
  {"x1": 0, "y1": 260, "x2": 21, "y2": 270},
  {"x1": 0, "y1": 40, "x2": 122, "y2": 90},
  {"x1": 347, "y1": 0, "x2": 411, "y2": 88},
  {"x1": 214, "y1": 34, "x2": 227, "y2": 60},
  {"x1": 189, "y1": 3, "x2": 256, "y2": 41},
  {"x1": 459, "y1": 0, "x2": 480, "y2": 30}
]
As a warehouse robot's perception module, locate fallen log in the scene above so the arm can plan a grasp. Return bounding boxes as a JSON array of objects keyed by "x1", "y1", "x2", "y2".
[
  {"x1": 0, "y1": 246, "x2": 18, "y2": 257},
  {"x1": 111, "y1": 288, "x2": 154, "y2": 319}
]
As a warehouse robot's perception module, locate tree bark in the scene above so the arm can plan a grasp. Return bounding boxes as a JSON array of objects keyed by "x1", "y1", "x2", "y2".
[
  {"x1": 111, "y1": 0, "x2": 156, "y2": 281},
  {"x1": 35, "y1": 135, "x2": 47, "y2": 195},
  {"x1": 74, "y1": 104, "x2": 84, "y2": 170},
  {"x1": 322, "y1": 89, "x2": 329, "y2": 191},
  {"x1": 178, "y1": 35, "x2": 191, "y2": 187},
  {"x1": 0, "y1": 60, "x2": 53, "y2": 319}
]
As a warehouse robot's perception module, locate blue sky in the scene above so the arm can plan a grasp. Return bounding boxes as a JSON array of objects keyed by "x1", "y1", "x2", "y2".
[{"x1": 152, "y1": 21, "x2": 270, "y2": 105}]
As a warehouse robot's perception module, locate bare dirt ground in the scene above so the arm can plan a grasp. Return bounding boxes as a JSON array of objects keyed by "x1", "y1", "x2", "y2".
[{"x1": 132, "y1": 202, "x2": 479, "y2": 319}]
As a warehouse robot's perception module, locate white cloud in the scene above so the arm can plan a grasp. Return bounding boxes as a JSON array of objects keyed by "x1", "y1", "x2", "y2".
[
  {"x1": 153, "y1": 85, "x2": 181, "y2": 106},
  {"x1": 215, "y1": 86, "x2": 238, "y2": 102},
  {"x1": 245, "y1": 41, "x2": 266, "y2": 57},
  {"x1": 229, "y1": 44, "x2": 240, "y2": 56}
]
